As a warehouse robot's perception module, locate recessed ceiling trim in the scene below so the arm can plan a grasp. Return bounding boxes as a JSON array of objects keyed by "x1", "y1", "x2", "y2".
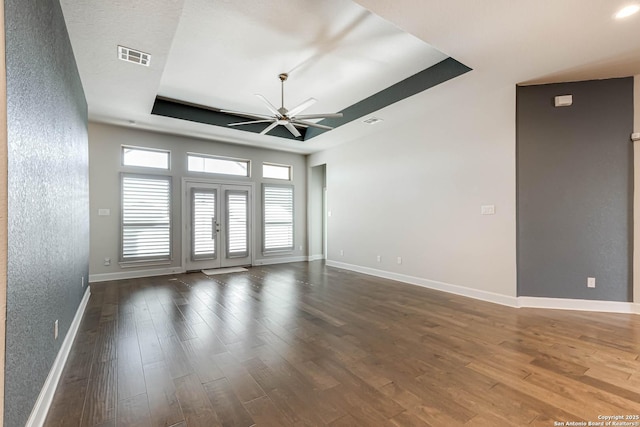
[{"x1": 151, "y1": 57, "x2": 471, "y2": 141}]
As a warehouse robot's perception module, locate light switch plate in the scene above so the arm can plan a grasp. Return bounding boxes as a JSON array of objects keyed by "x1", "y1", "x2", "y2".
[
  {"x1": 481, "y1": 205, "x2": 496, "y2": 215},
  {"x1": 98, "y1": 208, "x2": 111, "y2": 216}
]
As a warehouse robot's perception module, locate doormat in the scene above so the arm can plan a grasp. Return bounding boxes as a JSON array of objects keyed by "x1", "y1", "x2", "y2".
[{"x1": 202, "y1": 267, "x2": 248, "y2": 276}]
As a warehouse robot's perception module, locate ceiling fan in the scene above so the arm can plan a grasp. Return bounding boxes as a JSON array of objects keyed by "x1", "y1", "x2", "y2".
[{"x1": 222, "y1": 73, "x2": 343, "y2": 138}]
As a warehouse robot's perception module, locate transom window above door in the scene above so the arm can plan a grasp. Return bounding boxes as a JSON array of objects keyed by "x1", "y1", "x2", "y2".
[{"x1": 187, "y1": 153, "x2": 250, "y2": 177}]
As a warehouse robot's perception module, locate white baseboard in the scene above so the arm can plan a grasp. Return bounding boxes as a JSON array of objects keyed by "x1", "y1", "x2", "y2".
[
  {"x1": 325, "y1": 260, "x2": 640, "y2": 315},
  {"x1": 308, "y1": 254, "x2": 325, "y2": 262},
  {"x1": 26, "y1": 286, "x2": 91, "y2": 427},
  {"x1": 517, "y1": 296, "x2": 637, "y2": 313},
  {"x1": 253, "y1": 256, "x2": 309, "y2": 266},
  {"x1": 89, "y1": 266, "x2": 184, "y2": 283},
  {"x1": 326, "y1": 260, "x2": 518, "y2": 307}
]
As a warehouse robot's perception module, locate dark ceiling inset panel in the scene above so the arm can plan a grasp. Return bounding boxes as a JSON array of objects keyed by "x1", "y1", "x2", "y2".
[
  {"x1": 306, "y1": 57, "x2": 471, "y2": 138},
  {"x1": 151, "y1": 57, "x2": 471, "y2": 141},
  {"x1": 151, "y1": 98, "x2": 306, "y2": 140}
]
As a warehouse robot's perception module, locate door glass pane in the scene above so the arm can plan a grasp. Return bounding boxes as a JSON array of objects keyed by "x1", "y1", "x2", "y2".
[
  {"x1": 192, "y1": 189, "x2": 216, "y2": 260},
  {"x1": 226, "y1": 191, "x2": 248, "y2": 258}
]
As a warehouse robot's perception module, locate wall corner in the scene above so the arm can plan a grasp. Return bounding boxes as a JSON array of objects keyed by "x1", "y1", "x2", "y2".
[{"x1": 634, "y1": 75, "x2": 640, "y2": 304}]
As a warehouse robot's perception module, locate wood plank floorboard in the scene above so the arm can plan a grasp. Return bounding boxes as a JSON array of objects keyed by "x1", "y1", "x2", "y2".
[{"x1": 44, "y1": 262, "x2": 640, "y2": 426}]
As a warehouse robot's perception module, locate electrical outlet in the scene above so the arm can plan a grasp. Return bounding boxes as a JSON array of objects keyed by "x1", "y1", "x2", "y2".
[
  {"x1": 340, "y1": 249, "x2": 344, "y2": 256},
  {"x1": 81, "y1": 276, "x2": 85, "y2": 288},
  {"x1": 299, "y1": 245, "x2": 303, "y2": 251},
  {"x1": 376, "y1": 255, "x2": 381, "y2": 262},
  {"x1": 54, "y1": 320, "x2": 59, "y2": 340},
  {"x1": 587, "y1": 277, "x2": 596, "y2": 288},
  {"x1": 104, "y1": 257, "x2": 111, "y2": 266},
  {"x1": 397, "y1": 257, "x2": 402, "y2": 265}
]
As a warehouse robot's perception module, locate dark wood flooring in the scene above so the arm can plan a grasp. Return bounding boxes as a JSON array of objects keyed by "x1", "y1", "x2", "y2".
[{"x1": 44, "y1": 261, "x2": 640, "y2": 426}]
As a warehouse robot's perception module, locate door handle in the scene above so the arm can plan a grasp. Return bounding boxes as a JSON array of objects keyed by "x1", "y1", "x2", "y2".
[{"x1": 212, "y1": 217, "x2": 217, "y2": 240}]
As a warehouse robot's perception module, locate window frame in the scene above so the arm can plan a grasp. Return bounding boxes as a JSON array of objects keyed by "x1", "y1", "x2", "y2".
[
  {"x1": 121, "y1": 145, "x2": 171, "y2": 170},
  {"x1": 187, "y1": 152, "x2": 251, "y2": 178},
  {"x1": 262, "y1": 183, "x2": 295, "y2": 254},
  {"x1": 120, "y1": 172, "x2": 173, "y2": 265},
  {"x1": 262, "y1": 162, "x2": 293, "y2": 181}
]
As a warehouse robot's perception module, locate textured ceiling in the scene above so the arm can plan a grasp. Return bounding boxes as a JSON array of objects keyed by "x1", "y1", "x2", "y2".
[
  {"x1": 158, "y1": 0, "x2": 448, "y2": 115},
  {"x1": 59, "y1": 0, "x2": 450, "y2": 153},
  {"x1": 353, "y1": 0, "x2": 640, "y2": 86},
  {"x1": 60, "y1": 0, "x2": 640, "y2": 154}
]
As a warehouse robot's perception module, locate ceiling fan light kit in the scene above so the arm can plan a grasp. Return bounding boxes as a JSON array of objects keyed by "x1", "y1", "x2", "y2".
[{"x1": 224, "y1": 73, "x2": 343, "y2": 138}]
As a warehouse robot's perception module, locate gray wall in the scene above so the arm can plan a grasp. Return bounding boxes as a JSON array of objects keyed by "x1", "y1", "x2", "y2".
[
  {"x1": 308, "y1": 164, "x2": 326, "y2": 258},
  {"x1": 4, "y1": 0, "x2": 89, "y2": 425},
  {"x1": 88, "y1": 122, "x2": 307, "y2": 279},
  {"x1": 517, "y1": 78, "x2": 633, "y2": 301},
  {"x1": 309, "y1": 73, "x2": 518, "y2": 299}
]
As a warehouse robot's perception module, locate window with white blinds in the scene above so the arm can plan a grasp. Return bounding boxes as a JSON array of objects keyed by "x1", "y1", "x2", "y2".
[
  {"x1": 263, "y1": 185, "x2": 294, "y2": 252},
  {"x1": 121, "y1": 174, "x2": 172, "y2": 262}
]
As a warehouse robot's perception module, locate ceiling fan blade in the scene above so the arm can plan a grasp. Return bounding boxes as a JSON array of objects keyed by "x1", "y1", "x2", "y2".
[
  {"x1": 228, "y1": 119, "x2": 274, "y2": 127},
  {"x1": 255, "y1": 94, "x2": 282, "y2": 117},
  {"x1": 291, "y1": 119, "x2": 333, "y2": 131},
  {"x1": 293, "y1": 112, "x2": 343, "y2": 120},
  {"x1": 288, "y1": 97, "x2": 317, "y2": 117},
  {"x1": 220, "y1": 109, "x2": 274, "y2": 121},
  {"x1": 284, "y1": 122, "x2": 302, "y2": 138},
  {"x1": 260, "y1": 121, "x2": 280, "y2": 136}
]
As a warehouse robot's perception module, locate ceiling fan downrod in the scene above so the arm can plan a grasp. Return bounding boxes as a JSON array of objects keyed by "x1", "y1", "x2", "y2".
[{"x1": 279, "y1": 73, "x2": 288, "y2": 113}]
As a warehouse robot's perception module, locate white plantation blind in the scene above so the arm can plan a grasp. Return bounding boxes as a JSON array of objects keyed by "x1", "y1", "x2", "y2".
[
  {"x1": 121, "y1": 174, "x2": 171, "y2": 261},
  {"x1": 227, "y1": 191, "x2": 248, "y2": 257},
  {"x1": 263, "y1": 185, "x2": 294, "y2": 252},
  {"x1": 192, "y1": 190, "x2": 216, "y2": 260}
]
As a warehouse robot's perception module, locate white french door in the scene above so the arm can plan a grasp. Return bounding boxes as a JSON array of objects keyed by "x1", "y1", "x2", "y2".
[{"x1": 184, "y1": 181, "x2": 252, "y2": 271}]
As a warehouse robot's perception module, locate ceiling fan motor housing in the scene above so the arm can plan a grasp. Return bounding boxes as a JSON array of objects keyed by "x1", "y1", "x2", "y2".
[{"x1": 224, "y1": 72, "x2": 343, "y2": 138}]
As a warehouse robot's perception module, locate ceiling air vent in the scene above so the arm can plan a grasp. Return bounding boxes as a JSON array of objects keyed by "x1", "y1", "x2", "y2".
[
  {"x1": 363, "y1": 117, "x2": 383, "y2": 125},
  {"x1": 117, "y1": 46, "x2": 150, "y2": 67}
]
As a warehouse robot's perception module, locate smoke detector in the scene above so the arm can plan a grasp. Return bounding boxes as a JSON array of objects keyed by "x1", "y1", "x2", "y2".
[{"x1": 117, "y1": 46, "x2": 150, "y2": 67}]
